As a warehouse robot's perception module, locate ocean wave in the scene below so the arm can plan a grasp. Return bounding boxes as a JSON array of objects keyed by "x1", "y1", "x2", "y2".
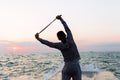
[{"x1": 0, "y1": 52, "x2": 119, "y2": 80}]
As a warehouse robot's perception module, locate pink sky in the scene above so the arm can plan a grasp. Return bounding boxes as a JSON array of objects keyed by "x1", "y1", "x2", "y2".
[{"x1": 0, "y1": 0, "x2": 120, "y2": 53}]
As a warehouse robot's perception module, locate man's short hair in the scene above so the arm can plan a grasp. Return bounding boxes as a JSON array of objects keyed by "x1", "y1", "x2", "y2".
[{"x1": 57, "y1": 31, "x2": 66, "y2": 40}]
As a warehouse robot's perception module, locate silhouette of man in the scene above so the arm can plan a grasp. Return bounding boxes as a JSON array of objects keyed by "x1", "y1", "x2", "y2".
[{"x1": 35, "y1": 15, "x2": 82, "y2": 80}]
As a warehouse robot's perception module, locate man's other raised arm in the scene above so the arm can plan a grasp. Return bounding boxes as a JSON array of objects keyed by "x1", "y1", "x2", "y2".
[{"x1": 35, "y1": 33, "x2": 60, "y2": 49}]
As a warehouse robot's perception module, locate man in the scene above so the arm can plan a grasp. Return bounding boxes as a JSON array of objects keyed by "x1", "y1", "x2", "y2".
[{"x1": 35, "y1": 15, "x2": 82, "y2": 80}]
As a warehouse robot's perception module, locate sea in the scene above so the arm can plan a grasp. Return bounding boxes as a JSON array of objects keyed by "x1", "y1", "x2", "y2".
[{"x1": 0, "y1": 51, "x2": 120, "y2": 80}]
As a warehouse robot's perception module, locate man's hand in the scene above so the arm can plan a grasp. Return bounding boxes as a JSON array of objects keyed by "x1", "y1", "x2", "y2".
[
  {"x1": 56, "y1": 15, "x2": 62, "y2": 20},
  {"x1": 35, "y1": 33, "x2": 39, "y2": 39}
]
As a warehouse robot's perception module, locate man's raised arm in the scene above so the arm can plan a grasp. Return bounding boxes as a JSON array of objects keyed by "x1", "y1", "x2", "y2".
[{"x1": 56, "y1": 15, "x2": 73, "y2": 40}]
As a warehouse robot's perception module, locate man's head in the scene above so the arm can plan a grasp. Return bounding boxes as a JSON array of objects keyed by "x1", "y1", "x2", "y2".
[{"x1": 57, "y1": 31, "x2": 66, "y2": 41}]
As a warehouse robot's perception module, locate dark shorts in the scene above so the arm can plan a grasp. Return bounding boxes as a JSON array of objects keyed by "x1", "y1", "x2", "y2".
[{"x1": 62, "y1": 61, "x2": 82, "y2": 80}]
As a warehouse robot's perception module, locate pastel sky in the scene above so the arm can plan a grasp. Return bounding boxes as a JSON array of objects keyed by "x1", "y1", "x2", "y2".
[{"x1": 0, "y1": 0, "x2": 120, "y2": 53}]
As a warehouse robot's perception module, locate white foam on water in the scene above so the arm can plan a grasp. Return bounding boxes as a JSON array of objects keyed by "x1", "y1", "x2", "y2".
[
  {"x1": 44, "y1": 65, "x2": 63, "y2": 80},
  {"x1": 45, "y1": 64, "x2": 119, "y2": 80},
  {"x1": 44, "y1": 64, "x2": 100, "y2": 80},
  {"x1": 81, "y1": 64, "x2": 100, "y2": 72}
]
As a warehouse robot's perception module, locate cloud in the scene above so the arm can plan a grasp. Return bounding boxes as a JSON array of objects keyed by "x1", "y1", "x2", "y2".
[
  {"x1": 0, "y1": 40, "x2": 15, "y2": 44},
  {"x1": 0, "y1": 40, "x2": 12, "y2": 53},
  {"x1": 80, "y1": 42, "x2": 120, "y2": 51},
  {"x1": 0, "y1": 40, "x2": 43, "y2": 53},
  {"x1": 1, "y1": 40, "x2": 120, "y2": 53}
]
